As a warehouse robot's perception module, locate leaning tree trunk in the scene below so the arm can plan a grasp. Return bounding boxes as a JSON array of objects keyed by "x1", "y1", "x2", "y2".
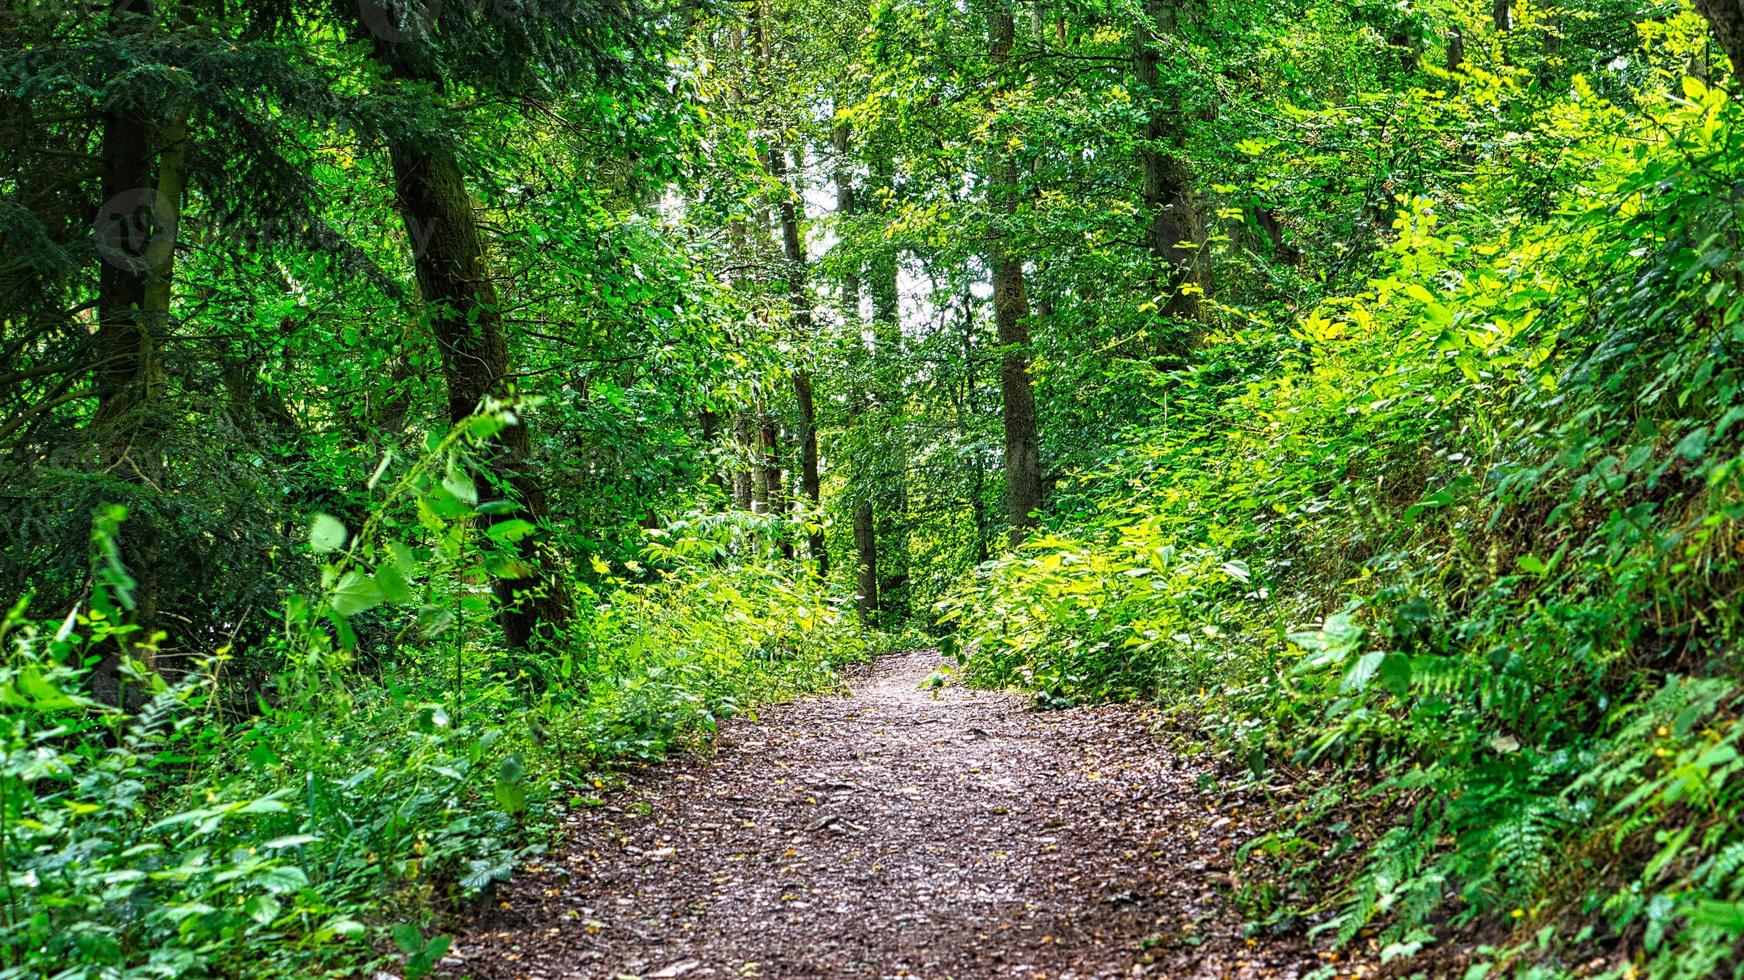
[
  {"x1": 1695, "y1": 0, "x2": 1744, "y2": 77},
  {"x1": 767, "y1": 145, "x2": 827, "y2": 577},
  {"x1": 1134, "y1": 0, "x2": 1206, "y2": 353},
  {"x1": 988, "y1": 1, "x2": 1044, "y2": 546},
  {"x1": 359, "y1": 20, "x2": 572, "y2": 651},
  {"x1": 385, "y1": 141, "x2": 571, "y2": 650}
]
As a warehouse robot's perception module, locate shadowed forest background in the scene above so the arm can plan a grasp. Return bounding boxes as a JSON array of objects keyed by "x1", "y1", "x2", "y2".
[{"x1": 5, "y1": 0, "x2": 1744, "y2": 976}]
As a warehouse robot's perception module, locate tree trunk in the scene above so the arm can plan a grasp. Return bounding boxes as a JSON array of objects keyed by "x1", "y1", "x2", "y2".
[
  {"x1": 89, "y1": 0, "x2": 182, "y2": 691},
  {"x1": 756, "y1": 408, "x2": 792, "y2": 558},
  {"x1": 357, "y1": 19, "x2": 572, "y2": 651},
  {"x1": 989, "y1": 2, "x2": 1044, "y2": 546},
  {"x1": 791, "y1": 370, "x2": 824, "y2": 572},
  {"x1": 1134, "y1": 0, "x2": 1205, "y2": 349},
  {"x1": 700, "y1": 404, "x2": 728, "y2": 496},
  {"x1": 961, "y1": 289, "x2": 991, "y2": 566},
  {"x1": 867, "y1": 151, "x2": 910, "y2": 605},
  {"x1": 835, "y1": 122, "x2": 878, "y2": 622},
  {"x1": 767, "y1": 145, "x2": 826, "y2": 576},
  {"x1": 385, "y1": 140, "x2": 571, "y2": 650},
  {"x1": 733, "y1": 412, "x2": 755, "y2": 510},
  {"x1": 749, "y1": 407, "x2": 770, "y2": 512},
  {"x1": 1695, "y1": 0, "x2": 1744, "y2": 76}
]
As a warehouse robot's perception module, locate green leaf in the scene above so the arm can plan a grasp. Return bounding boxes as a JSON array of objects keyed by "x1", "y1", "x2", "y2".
[
  {"x1": 1516, "y1": 555, "x2": 1548, "y2": 574},
  {"x1": 332, "y1": 570, "x2": 385, "y2": 617},
  {"x1": 486, "y1": 519, "x2": 538, "y2": 543},
  {"x1": 422, "y1": 484, "x2": 473, "y2": 519},
  {"x1": 238, "y1": 796, "x2": 289, "y2": 815},
  {"x1": 264, "y1": 834, "x2": 319, "y2": 849},
  {"x1": 254, "y1": 864, "x2": 309, "y2": 893},
  {"x1": 309, "y1": 513, "x2": 347, "y2": 553},
  {"x1": 485, "y1": 556, "x2": 535, "y2": 579},
  {"x1": 443, "y1": 468, "x2": 478, "y2": 506},
  {"x1": 417, "y1": 605, "x2": 456, "y2": 638},
  {"x1": 388, "y1": 539, "x2": 418, "y2": 573},
  {"x1": 1377, "y1": 652, "x2": 1411, "y2": 696},
  {"x1": 1341, "y1": 651, "x2": 1385, "y2": 693},
  {"x1": 1692, "y1": 900, "x2": 1744, "y2": 934},
  {"x1": 16, "y1": 668, "x2": 79, "y2": 711},
  {"x1": 374, "y1": 563, "x2": 415, "y2": 604},
  {"x1": 493, "y1": 779, "x2": 527, "y2": 816}
]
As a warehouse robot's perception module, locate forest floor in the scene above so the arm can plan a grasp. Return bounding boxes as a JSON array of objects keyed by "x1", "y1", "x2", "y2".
[{"x1": 442, "y1": 651, "x2": 1363, "y2": 979}]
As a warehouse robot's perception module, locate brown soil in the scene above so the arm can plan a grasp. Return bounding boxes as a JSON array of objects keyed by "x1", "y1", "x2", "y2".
[{"x1": 444, "y1": 651, "x2": 1365, "y2": 979}]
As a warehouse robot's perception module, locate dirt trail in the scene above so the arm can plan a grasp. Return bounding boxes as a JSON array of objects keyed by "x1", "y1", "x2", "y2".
[{"x1": 447, "y1": 651, "x2": 1351, "y2": 979}]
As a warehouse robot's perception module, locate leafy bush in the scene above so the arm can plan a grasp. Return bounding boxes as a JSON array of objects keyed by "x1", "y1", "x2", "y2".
[
  {"x1": 942, "y1": 26, "x2": 1744, "y2": 977},
  {"x1": 0, "y1": 420, "x2": 867, "y2": 978}
]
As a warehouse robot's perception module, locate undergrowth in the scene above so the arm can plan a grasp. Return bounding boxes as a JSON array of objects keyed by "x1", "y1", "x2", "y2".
[
  {"x1": 0, "y1": 418, "x2": 867, "y2": 978},
  {"x1": 941, "y1": 17, "x2": 1744, "y2": 978}
]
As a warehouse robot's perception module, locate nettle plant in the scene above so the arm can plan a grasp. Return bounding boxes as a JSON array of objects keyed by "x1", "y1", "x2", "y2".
[
  {"x1": 2, "y1": 396, "x2": 874, "y2": 977},
  {"x1": 288, "y1": 397, "x2": 551, "y2": 708},
  {"x1": 0, "y1": 403, "x2": 550, "y2": 978},
  {"x1": 0, "y1": 518, "x2": 350, "y2": 977}
]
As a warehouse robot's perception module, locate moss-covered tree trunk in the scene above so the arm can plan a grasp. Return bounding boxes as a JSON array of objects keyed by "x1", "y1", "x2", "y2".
[{"x1": 989, "y1": 1, "x2": 1043, "y2": 546}]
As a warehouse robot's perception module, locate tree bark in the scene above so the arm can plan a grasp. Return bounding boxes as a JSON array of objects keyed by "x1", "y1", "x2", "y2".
[
  {"x1": 700, "y1": 404, "x2": 728, "y2": 496},
  {"x1": 1134, "y1": 0, "x2": 1205, "y2": 348},
  {"x1": 384, "y1": 140, "x2": 571, "y2": 650},
  {"x1": 748, "y1": 408, "x2": 770, "y2": 512},
  {"x1": 756, "y1": 408, "x2": 791, "y2": 558},
  {"x1": 767, "y1": 145, "x2": 826, "y2": 576},
  {"x1": 834, "y1": 122, "x2": 878, "y2": 622},
  {"x1": 89, "y1": 0, "x2": 182, "y2": 688},
  {"x1": 362, "y1": 28, "x2": 571, "y2": 650},
  {"x1": 733, "y1": 412, "x2": 755, "y2": 510},
  {"x1": 1695, "y1": 0, "x2": 1744, "y2": 76},
  {"x1": 989, "y1": 2, "x2": 1043, "y2": 546}
]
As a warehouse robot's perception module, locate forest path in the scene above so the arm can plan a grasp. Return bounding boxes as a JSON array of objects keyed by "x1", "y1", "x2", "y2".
[{"x1": 446, "y1": 651, "x2": 1345, "y2": 979}]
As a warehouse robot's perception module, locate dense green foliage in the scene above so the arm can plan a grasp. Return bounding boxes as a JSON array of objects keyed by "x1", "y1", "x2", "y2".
[
  {"x1": 6, "y1": 0, "x2": 1744, "y2": 975},
  {"x1": 1, "y1": 432, "x2": 863, "y2": 976},
  {"x1": 943, "y1": 9, "x2": 1744, "y2": 977}
]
